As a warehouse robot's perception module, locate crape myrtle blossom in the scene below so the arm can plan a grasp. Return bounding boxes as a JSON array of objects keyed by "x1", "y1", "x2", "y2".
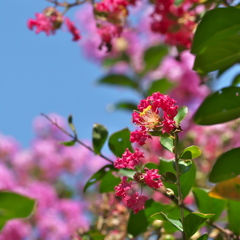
[
  {"x1": 131, "y1": 92, "x2": 178, "y2": 146},
  {"x1": 27, "y1": 7, "x2": 81, "y2": 41},
  {"x1": 114, "y1": 148, "x2": 163, "y2": 213}
]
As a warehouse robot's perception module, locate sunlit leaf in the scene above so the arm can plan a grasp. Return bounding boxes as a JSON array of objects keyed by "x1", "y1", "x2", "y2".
[
  {"x1": 232, "y1": 73, "x2": 240, "y2": 86},
  {"x1": 152, "y1": 212, "x2": 183, "y2": 231},
  {"x1": 147, "y1": 78, "x2": 174, "y2": 95},
  {"x1": 180, "y1": 146, "x2": 201, "y2": 160},
  {"x1": 209, "y1": 177, "x2": 240, "y2": 201},
  {"x1": 92, "y1": 123, "x2": 108, "y2": 154},
  {"x1": 173, "y1": 160, "x2": 192, "y2": 175},
  {"x1": 108, "y1": 128, "x2": 133, "y2": 157},
  {"x1": 114, "y1": 101, "x2": 137, "y2": 112},
  {"x1": 59, "y1": 140, "x2": 75, "y2": 146},
  {"x1": 197, "y1": 234, "x2": 209, "y2": 240},
  {"x1": 193, "y1": 188, "x2": 226, "y2": 222},
  {"x1": 0, "y1": 191, "x2": 36, "y2": 230},
  {"x1": 142, "y1": 45, "x2": 168, "y2": 75},
  {"x1": 99, "y1": 171, "x2": 121, "y2": 193},
  {"x1": 98, "y1": 74, "x2": 137, "y2": 89},
  {"x1": 83, "y1": 165, "x2": 115, "y2": 192},
  {"x1": 174, "y1": 106, "x2": 188, "y2": 126},
  {"x1": 183, "y1": 212, "x2": 214, "y2": 239},
  {"x1": 209, "y1": 148, "x2": 240, "y2": 183},
  {"x1": 160, "y1": 136, "x2": 174, "y2": 152},
  {"x1": 191, "y1": 7, "x2": 240, "y2": 74},
  {"x1": 193, "y1": 87, "x2": 240, "y2": 125}
]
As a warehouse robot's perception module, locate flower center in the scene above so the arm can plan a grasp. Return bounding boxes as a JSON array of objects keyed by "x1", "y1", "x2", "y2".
[{"x1": 139, "y1": 106, "x2": 160, "y2": 129}]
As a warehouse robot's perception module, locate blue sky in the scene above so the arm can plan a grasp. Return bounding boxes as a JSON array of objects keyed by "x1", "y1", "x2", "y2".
[
  {"x1": 1, "y1": 1, "x2": 238, "y2": 148},
  {"x1": 0, "y1": 1, "x2": 140, "y2": 148}
]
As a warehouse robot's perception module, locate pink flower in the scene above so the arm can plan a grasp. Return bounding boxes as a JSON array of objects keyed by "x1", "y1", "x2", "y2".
[
  {"x1": 27, "y1": 13, "x2": 55, "y2": 36},
  {"x1": 114, "y1": 148, "x2": 144, "y2": 169},
  {"x1": 130, "y1": 126, "x2": 152, "y2": 146},
  {"x1": 115, "y1": 176, "x2": 132, "y2": 197},
  {"x1": 65, "y1": 17, "x2": 81, "y2": 41},
  {"x1": 131, "y1": 92, "x2": 178, "y2": 145},
  {"x1": 126, "y1": 192, "x2": 148, "y2": 214},
  {"x1": 144, "y1": 168, "x2": 163, "y2": 189}
]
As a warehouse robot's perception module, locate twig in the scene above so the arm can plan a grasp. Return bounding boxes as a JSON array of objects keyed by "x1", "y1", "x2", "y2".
[{"x1": 41, "y1": 113, "x2": 114, "y2": 164}]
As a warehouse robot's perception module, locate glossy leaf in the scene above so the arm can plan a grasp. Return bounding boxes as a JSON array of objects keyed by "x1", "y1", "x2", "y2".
[
  {"x1": 173, "y1": 160, "x2": 192, "y2": 175},
  {"x1": 59, "y1": 140, "x2": 75, "y2": 146},
  {"x1": 98, "y1": 74, "x2": 137, "y2": 89},
  {"x1": 160, "y1": 136, "x2": 174, "y2": 152},
  {"x1": 147, "y1": 78, "x2": 174, "y2": 95},
  {"x1": 191, "y1": 7, "x2": 240, "y2": 74},
  {"x1": 183, "y1": 212, "x2": 214, "y2": 239},
  {"x1": 193, "y1": 87, "x2": 240, "y2": 125},
  {"x1": 108, "y1": 128, "x2": 133, "y2": 157},
  {"x1": 99, "y1": 171, "x2": 121, "y2": 193},
  {"x1": 81, "y1": 230, "x2": 105, "y2": 240},
  {"x1": 209, "y1": 148, "x2": 240, "y2": 183},
  {"x1": 83, "y1": 165, "x2": 115, "y2": 192},
  {"x1": 0, "y1": 191, "x2": 36, "y2": 230},
  {"x1": 209, "y1": 177, "x2": 240, "y2": 201},
  {"x1": 119, "y1": 169, "x2": 135, "y2": 179},
  {"x1": 192, "y1": 188, "x2": 226, "y2": 222},
  {"x1": 142, "y1": 45, "x2": 168, "y2": 74},
  {"x1": 174, "y1": 106, "x2": 188, "y2": 126},
  {"x1": 152, "y1": 212, "x2": 183, "y2": 231},
  {"x1": 162, "y1": 172, "x2": 177, "y2": 184},
  {"x1": 127, "y1": 199, "x2": 172, "y2": 236},
  {"x1": 159, "y1": 159, "x2": 196, "y2": 198},
  {"x1": 92, "y1": 123, "x2": 108, "y2": 154},
  {"x1": 228, "y1": 200, "x2": 240, "y2": 235},
  {"x1": 180, "y1": 146, "x2": 201, "y2": 160},
  {"x1": 114, "y1": 101, "x2": 137, "y2": 112}
]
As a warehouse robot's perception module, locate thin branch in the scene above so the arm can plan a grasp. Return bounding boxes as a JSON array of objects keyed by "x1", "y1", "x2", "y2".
[{"x1": 41, "y1": 113, "x2": 114, "y2": 164}]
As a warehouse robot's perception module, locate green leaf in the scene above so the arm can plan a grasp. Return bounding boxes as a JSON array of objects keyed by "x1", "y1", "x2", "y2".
[
  {"x1": 98, "y1": 74, "x2": 137, "y2": 89},
  {"x1": 127, "y1": 199, "x2": 172, "y2": 236},
  {"x1": 173, "y1": 160, "x2": 192, "y2": 175},
  {"x1": 174, "y1": 106, "x2": 188, "y2": 126},
  {"x1": 83, "y1": 165, "x2": 115, "y2": 192},
  {"x1": 209, "y1": 148, "x2": 240, "y2": 183},
  {"x1": 99, "y1": 171, "x2": 121, "y2": 193},
  {"x1": 144, "y1": 162, "x2": 158, "y2": 170},
  {"x1": 152, "y1": 212, "x2": 183, "y2": 231},
  {"x1": 162, "y1": 172, "x2": 177, "y2": 184},
  {"x1": 92, "y1": 123, "x2": 108, "y2": 155},
  {"x1": 180, "y1": 145, "x2": 201, "y2": 160},
  {"x1": 119, "y1": 169, "x2": 135, "y2": 179},
  {"x1": 142, "y1": 45, "x2": 168, "y2": 75},
  {"x1": 114, "y1": 101, "x2": 137, "y2": 112},
  {"x1": 197, "y1": 234, "x2": 209, "y2": 240},
  {"x1": 108, "y1": 128, "x2": 133, "y2": 157},
  {"x1": 160, "y1": 136, "x2": 174, "y2": 152},
  {"x1": 82, "y1": 230, "x2": 105, "y2": 240},
  {"x1": 228, "y1": 200, "x2": 240, "y2": 235},
  {"x1": 59, "y1": 140, "x2": 75, "y2": 146},
  {"x1": 232, "y1": 73, "x2": 240, "y2": 86},
  {"x1": 174, "y1": 0, "x2": 184, "y2": 6},
  {"x1": 193, "y1": 87, "x2": 240, "y2": 125},
  {"x1": 148, "y1": 78, "x2": 174, "y2": 95},
  {"x1": 102, "y1": 53, "x2": 129, "y2": 68},
  {"x1": 68, "y1": 114, "x2": 77, "y2": 135},
  {"x1": 159, "y1": 159, "x2": 196, "y2": 198},
  {"x1": 183, "y1": 212, "x2": 214, "y2": 239},
  {"x1": 0, "y1": 191, "x2": 36, "y2": 230},
  {"x1": 192, "y1": 188, "x2": 226, "y2": 222},
  {"x1": 191, "y1": 7, "x2": 240, "y2": 74}
]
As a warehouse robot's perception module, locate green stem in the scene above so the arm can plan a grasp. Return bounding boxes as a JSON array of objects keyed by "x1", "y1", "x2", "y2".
[{"x1": 174, "y1": 132, "x2": 186, "y2": 240}]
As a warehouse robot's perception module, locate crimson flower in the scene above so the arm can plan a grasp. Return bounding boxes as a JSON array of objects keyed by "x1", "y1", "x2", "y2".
[{"x1": 65, "y1": 17, "x2": 81, "y2": 41}]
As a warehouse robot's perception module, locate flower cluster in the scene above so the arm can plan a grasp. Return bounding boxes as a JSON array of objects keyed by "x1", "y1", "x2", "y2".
[
  {"x1": 27, "y1": 7, "x2": 81, "y2": 41},
  {"x1": 114, "y1": 148, "x2": 163, "y2": 214},
  {"x1": 150, "y1": 0, "x2": 202, "y2": 48},
  {"x1": 130, "y1": 92, "x2": 178, "y2": 145}
]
